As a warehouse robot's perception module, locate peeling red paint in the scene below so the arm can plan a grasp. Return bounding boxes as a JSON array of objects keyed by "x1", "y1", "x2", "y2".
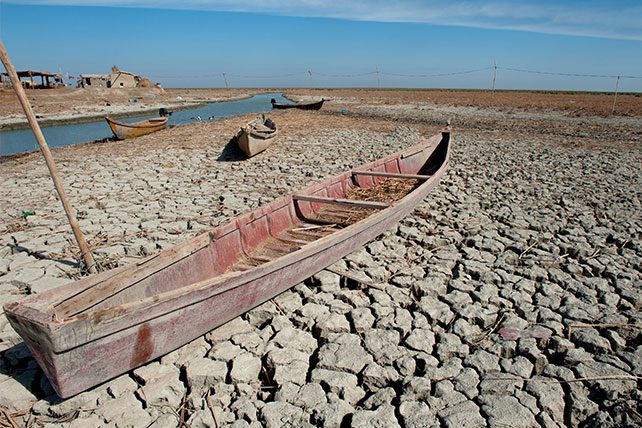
[{"x1": 131, "y1": 323, "x2": 154, "y2": 368}]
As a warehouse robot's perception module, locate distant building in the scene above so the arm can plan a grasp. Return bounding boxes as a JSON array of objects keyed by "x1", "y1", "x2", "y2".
[
  {"x1": 77, "y1": 66, "x2": 152, "y2": 88},
  {"x1": 0, "y1": 70, "x2": 63, "y2": 89},
  {"x1": 110, "y1": 65, "x2": 139, "y2": 88},
  {"x1": 78, "y1": 73, "x2": 110, "y2": 87}
]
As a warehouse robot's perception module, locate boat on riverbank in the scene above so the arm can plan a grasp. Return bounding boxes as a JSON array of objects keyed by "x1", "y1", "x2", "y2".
[
  {"x1": 105, "y1": 115, "x2": 168, "y2": 140},
  {"x1": 3, "y1": 126, "x2": 450, "y2": 398},
  {"x1": 236, "y1": 114, "x2": 278, "y2": 157},
  {"x1": 271, "y1": 98, "x2": 324, "y2": 110}
]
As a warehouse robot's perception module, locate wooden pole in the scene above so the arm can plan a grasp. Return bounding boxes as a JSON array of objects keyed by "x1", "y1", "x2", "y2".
[
  {"x1": 492, "y1": 61, "x2": 497, "y2": 94},
  {"x1": 222, "y1": 72, "x2": 229, "y2": 89},
  {"x1": 611, "y1": 75, "x2": 620, "y2": 116},
  {"x1": 376, "y1": 65, "x2": 381, "y2": 88},
  {"x1": 0, "y1": 40, "x2": 97, "y2": 274}
]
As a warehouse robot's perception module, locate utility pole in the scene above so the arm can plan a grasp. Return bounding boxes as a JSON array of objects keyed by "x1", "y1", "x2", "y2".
[
  {"x1": 308, "y1": 70, "x2": 313, "y2": 87},
  {"x1": 492, "y1": 61, "x2": 497, "y2": 94},
  {"x1": 223, "y1": 72, "x2": 229, "y2": 89},
  {"x1": 611, "y1": 75, "x2": 620, "y2": 115},
  {"x1": 376, "y1": 65, "x2": 381, "y2": 88},
  {"x1": 0, "y1": 41, "x2": 96, "y2": 273}
]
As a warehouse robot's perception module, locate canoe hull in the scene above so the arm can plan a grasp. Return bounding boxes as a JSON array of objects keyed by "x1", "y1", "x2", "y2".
[
  {"x1": 106, "y1": 116, "x2": 168, "y2": 140},
  {"x1": 271, "y1": 99, "x2": 324, "y2": 110},
  {"x1": 236, "y1": 116, "x2": 278, "y2": 157},
  {"x1": 4, "y1": 129, "x2": 450, "y2": 398}
]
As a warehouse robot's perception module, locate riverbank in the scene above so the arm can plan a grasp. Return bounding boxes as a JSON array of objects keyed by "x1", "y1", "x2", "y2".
[
  {"x1": 0, "y1": 87, "x2": 257, "y2": 130},
  {"x1": 1, "y1": 93, "x2": 640, "y2": 427}
]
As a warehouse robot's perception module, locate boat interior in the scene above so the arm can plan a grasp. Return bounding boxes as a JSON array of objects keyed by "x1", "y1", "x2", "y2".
[{"x1": 51, "y1": 133, "x2": 449, "y2": 320}]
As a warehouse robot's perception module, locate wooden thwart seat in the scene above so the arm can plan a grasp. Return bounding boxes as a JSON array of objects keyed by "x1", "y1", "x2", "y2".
[
  {"x1": 293, "y1": 195, "x2": 390, "y2": 209},
  {"x1": 352, "y1": 171, "x2": 431, "y2": 180}
]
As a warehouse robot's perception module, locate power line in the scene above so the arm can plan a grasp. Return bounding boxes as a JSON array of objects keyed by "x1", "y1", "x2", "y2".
[
  {"x1": 146, "y1": 67, "x2": 640, "y2": 81},
  {"x1": 499, "y1": 66, "x2": 642, "y2": 79},
  {"x1": 227, "y1": 72, "x2": 307, "y2": 79},
  {"x1": 314, "y1": 71, "x2": 378, "y2": 77},
  {"x1": 383, "y1": 67, "x2": 492, "y2": 78},
  {"x1": 148, "y1": 73, "x2": 220, "y2": 79}
]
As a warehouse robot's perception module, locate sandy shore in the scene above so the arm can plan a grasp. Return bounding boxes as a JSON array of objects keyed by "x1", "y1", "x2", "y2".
[{"x1": 0, "y1": 92, "x2": 641, "y2": 427}]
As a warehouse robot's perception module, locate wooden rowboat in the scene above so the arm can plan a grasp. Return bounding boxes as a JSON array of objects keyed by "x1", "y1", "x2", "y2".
[
  {"x1": 271, "y1": 98, "x2": 324, "y2": 110},
  {"x1": 236, "y1": 114, "x2": 278, "y2": 157},
  {"x1": 105, "y1": 116, "x2": 168, "y2": 140},
  {"x1": 4, "y1": 127, "x2": 451, "y2": 398}
]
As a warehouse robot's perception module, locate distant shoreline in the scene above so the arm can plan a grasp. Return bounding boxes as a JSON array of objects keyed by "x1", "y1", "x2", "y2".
[
  {"x1": 0, "y1": 94, "x2": 256, "y2": 131},
  {"x1": 0, "y1": 103, "x2": 202, "y2": 132}
]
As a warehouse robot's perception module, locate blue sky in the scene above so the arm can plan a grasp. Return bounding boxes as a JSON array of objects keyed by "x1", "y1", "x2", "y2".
[{"x1": 1, "y1": 1, "x2": 641, "y2": 91}]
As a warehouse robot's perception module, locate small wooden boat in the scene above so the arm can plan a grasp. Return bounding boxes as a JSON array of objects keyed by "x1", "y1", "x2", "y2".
[
  {"x1": 105, "y1": 116, "x2": 168, "y2": 140},
  {"x1": 236, "y1": 114, "x2": 278, "y2": 157},
  {"x1": 4, "y1": 126, "x2": 451, "y2": 398},
  {"x1": 271, "y1": 98, "x2": 324, "y2": 110}
]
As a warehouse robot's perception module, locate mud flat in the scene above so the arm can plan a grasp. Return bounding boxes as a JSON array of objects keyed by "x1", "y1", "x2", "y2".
[{"x1": 0, "y1": 95, "x2": 640, "y2": 427}]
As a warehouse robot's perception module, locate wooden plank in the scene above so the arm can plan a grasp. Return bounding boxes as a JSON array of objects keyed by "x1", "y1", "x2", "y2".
[
  {"x1": 352, "y1": 170, "x2": 431, "y2": 180},
  {"x1": 304, "y1": 217, "x2": 349, "y2": 227},
  {"x1": 54, "y1": 233, "x2": 210, "y2": 317},
  {"x1": 293, "y1": 195, "x2": 390, "y2": 210}
]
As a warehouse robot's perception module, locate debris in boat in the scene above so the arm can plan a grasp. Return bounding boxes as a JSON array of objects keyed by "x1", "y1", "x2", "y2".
[{"x1": 291, "y1": 224, "x2": 336, "y2": 232}]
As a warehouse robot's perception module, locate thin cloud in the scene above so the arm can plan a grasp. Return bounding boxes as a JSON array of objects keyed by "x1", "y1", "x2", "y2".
[{"x1": 8, "y1": 0, "x2": 642, "y2": 41}]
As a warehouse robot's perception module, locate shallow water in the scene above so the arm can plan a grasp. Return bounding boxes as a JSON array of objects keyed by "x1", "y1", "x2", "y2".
[{"x1": 0, "y1": 92, "x2": 292, "y2": 156}]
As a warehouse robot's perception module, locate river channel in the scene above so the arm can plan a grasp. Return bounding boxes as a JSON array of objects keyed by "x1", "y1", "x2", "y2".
[{"x1": 0, "y1": 93, "x2": 292, "y2": 156}]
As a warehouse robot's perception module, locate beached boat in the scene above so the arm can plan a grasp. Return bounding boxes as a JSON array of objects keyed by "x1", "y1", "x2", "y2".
[
  {"x1": 4, "y1": 126, "x2": 451, "y2": 398},
  {"x1": 105, "y1": 115, "x2": 168, "y2": 140},
  {"x1": 271, "y1": 98, "x2": 324, "y2": 110},
  {"x1": 236, "y1": 114, "x2": 278, "y2": 157}
]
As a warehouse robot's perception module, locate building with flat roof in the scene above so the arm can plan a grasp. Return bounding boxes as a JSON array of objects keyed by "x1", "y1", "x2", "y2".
[
  {"x1": 0, "y1": 70, "x2": 63, "y2": 89},
  {"x1": 78, "y1": 73, "x2": 110, "y2": 88},
  {"x1": 77, "y1": 66, "x2": 151, "y2": 88}
]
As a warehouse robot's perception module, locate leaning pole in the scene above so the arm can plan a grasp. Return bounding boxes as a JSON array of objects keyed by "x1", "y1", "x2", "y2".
[{"x1": 0, "y1": 40, "x2": 97, "y2": 274}]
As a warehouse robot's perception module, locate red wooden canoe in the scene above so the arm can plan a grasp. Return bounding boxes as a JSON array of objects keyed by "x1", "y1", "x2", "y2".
[{"x1": 4, "y1": 127, "x2": 451, "y2": 398}]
